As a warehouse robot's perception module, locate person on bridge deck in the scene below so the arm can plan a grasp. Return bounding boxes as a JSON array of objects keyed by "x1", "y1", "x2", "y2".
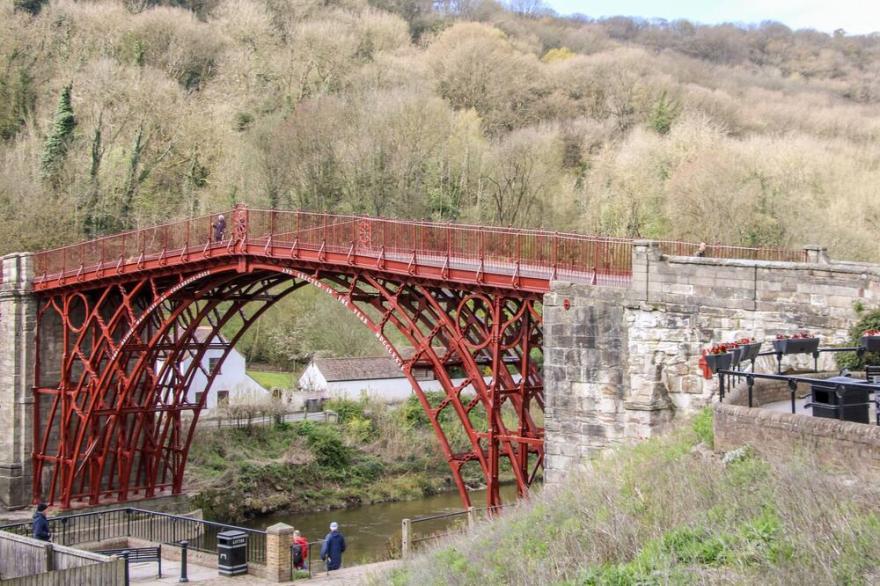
[
  {"x1": 292, "y1": 529, "x2": 309, "y2": 570},
  {"x1": 695, "y1": 241, "x2": 707, "y2": 257},
  {"x1": 213, "y1": 214, "x2": 226, "y2": 242},
  {"x1": 32, "y1": 503, "x2": 50, "y2": 541},
  {"x1": 320, "y1": 521, "x2": 346, "y2": 571}
]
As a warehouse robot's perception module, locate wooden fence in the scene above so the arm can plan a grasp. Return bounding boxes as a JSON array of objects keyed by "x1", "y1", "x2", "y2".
[{"x1": 0, "y1": 531, "x2": 124, "y2": 585}]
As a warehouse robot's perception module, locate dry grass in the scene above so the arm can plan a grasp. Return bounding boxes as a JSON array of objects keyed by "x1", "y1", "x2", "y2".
[{"x1": 381, "y1": 411, "x2": 880, "y2": 585}]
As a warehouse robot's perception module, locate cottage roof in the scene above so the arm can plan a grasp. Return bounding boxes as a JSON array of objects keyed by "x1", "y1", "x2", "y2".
[
  {"x1": 311, "y1": 356, "x2": 406, "y2": 382},
  {"x1": 193, "y1": 326, "x2": 228, "y2": 345}
]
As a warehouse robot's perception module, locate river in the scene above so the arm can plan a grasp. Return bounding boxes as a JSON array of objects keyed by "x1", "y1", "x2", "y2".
[{"x1": 237, "y1": 485, "x2": 522, "y2": 567}]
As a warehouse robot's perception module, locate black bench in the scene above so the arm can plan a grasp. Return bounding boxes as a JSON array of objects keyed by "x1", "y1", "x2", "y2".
[{"x1": 97, "y1": 545, "x2": 162, "y2": 577}]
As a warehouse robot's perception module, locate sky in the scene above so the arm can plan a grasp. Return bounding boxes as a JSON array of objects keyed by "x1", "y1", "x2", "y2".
[{"x1": 543, "y1": 1, "x2": 880, "y2": 35}]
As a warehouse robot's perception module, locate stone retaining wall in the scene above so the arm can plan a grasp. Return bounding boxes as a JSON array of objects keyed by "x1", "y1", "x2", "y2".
[
  {"x1": 714, "y1": 404, "x2": 880, "y2": 478},
  {"x1": 544, "y1": 243, "x2": 880, "y2": 485}
]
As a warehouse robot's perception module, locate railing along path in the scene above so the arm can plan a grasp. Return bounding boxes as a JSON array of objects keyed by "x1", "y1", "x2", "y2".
[
  {"x1": 29, "y1": 208, "x2": 808, "y2": 293},
  {"x1": 0, "y1": 507, "x2": 267, "y2": 565}
]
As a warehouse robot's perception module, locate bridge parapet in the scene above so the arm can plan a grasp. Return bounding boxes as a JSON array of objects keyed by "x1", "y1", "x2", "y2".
[{"x1": 543, "y1": 247, "x2": 880, "y2": 484}]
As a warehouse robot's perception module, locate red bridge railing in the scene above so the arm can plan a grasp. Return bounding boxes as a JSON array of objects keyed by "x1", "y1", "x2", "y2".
[{"x1": 29, "y1": 207, "x2": 809, "y2": 289}]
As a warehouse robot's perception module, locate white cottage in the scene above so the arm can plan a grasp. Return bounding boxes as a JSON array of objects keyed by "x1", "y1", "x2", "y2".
[
  {"x1": 163, "y1": 327, "x2": 269, "y2": 409},
  {"x1": 299, "y1": 356, "x2": 445, "y2": 403}
]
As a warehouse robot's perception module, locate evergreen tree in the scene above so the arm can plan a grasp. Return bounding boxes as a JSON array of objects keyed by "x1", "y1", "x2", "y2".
[
  {"x1": 40, "y1": 84, "x2": 76, "y2": 185},
  {"x1": 649, "y1": 91, "x2": 680, "y2": 135}
]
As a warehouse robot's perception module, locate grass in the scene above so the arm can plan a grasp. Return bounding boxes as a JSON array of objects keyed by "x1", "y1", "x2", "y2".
[
  {"x1": 381, "y1": 411, "x2": 880, "y2": 586},
  {"x1": 247, "y1": 370, "x2": 295, "y2": 390}
]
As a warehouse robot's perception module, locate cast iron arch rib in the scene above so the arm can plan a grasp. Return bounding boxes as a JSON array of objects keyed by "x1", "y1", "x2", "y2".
[{"x1": 33, "y1": 221, "x2": 546, "y2": 511}]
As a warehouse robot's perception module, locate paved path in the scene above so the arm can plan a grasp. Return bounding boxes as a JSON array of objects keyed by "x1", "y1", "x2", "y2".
[
  {"x1": 130, "y1": 559, "x2": 274, "y2": 585},
  {"x1": 762, "y1": 396, "x2": 877, "y2": 421},
  {"x1": 295, "y1": 560, "x2": 401, "y2": 585},
  {"x1": 129, "y1": 558, "x2": 400, "y2": 585}
]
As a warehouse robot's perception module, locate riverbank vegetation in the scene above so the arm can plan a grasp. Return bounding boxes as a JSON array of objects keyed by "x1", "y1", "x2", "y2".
[
  {"x1": 384, "y1": 409, "x2": 880, "y2": 585},
  {"x1": 187, "y1": 395, "x2": 525, "y2": 522}
]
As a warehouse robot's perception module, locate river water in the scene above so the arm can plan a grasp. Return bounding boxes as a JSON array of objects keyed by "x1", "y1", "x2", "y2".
[{"x1": 238, "y1": 485, "x2": 521, "y2": 567}]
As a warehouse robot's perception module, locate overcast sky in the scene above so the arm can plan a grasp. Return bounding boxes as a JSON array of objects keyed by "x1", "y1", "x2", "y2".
[{"x1": 543, "y1": 0, "x2": 880, "y2": 35}]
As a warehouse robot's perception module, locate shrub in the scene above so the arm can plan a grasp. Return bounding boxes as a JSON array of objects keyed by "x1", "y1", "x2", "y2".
[
  {"x1": 346, "y1": 415, "x2": 374, "y2": 442},
  {"x1": 325, "y1": 397, "x2": 368, "y2": 423},
  {"x1": 13, "y1": 0, "x2": 46, "y2": 16},
  {"x1": 302, "y1": 424, "x2": 351, "y2": 468},
  {"x1": 836, "y1": 307, "x2": 880, "y2": 370}
]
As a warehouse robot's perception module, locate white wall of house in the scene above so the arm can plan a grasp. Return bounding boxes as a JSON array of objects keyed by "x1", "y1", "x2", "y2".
[
  {"x1": 299, "y1": 361, "x2": 493, "y2": 404},
  {"x1": 159, "y1": 335, "x2": 269, "y2": 410}
]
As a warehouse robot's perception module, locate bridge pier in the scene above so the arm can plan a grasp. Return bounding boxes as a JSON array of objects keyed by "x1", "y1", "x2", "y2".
[
  {"x1": 0, "y1": 253, "x2": 36, "y2": 508},
  {"x1": 543, "y1": 244, "x2": 880, "y2": 486}
]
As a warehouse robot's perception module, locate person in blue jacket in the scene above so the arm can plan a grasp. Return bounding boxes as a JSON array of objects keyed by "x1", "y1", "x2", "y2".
[
  {"x1": 32, "y1": 503, "x2": 50, "y2": 541},
  {"x1": 319, "y1": 521, "x2": 346, "y2": 571}
]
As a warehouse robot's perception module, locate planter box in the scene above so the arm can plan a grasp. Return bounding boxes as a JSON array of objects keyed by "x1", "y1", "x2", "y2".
[
  {"x1": 705, "y1": 352, "x2": 733, "y2": 374},
  {"x1": 727, "y1": 345, "x2": 745, "y2": 367},
  {"x1": 740, "y1": 342, "x2": 763, "y2": 362},
  {"x1": 860, "y1": 335, "x2": 880, "y2": 353},
  {"x1": 772, "y1": 337, "x2": 819, "y2": 355}
]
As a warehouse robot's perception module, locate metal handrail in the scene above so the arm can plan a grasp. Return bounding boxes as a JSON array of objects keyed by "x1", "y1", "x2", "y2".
[
  {"x1": 0, "y1": 507, "x2": 268, "y2": 564},
  {"x1": 30, "y1": 207, "x2": 811, "y2": 290}
]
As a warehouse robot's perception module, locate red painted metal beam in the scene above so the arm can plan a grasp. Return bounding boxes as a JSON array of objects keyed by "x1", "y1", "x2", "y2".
[{"x1": 30, "y1": 208, "x2": 562, "y2": 511}]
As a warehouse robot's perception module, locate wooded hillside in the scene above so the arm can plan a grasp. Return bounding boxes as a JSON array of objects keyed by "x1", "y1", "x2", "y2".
[{"x1": 3, "y1": 0, "x2": 880, "y2": 260}]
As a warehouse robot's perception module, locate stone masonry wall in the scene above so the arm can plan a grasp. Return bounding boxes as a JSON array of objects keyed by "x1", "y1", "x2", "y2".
[
  {"x1": 544, "y1": 243, "x2": 880, "y2": 485},
  {"x1": 0, "y1": 254, "x2": 36, "y2": 508},
  {"x1": 714, "y1": 404, "x2": 880, "y2": 478}
]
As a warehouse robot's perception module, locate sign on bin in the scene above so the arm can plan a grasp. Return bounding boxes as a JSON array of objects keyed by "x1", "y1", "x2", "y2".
[{"x1": 217, "y1": 529, "x2": 248, "y2": 576}]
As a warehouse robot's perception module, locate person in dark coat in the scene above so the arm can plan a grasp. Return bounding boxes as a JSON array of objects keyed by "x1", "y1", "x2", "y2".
[
  {"x1": 213, "y1": 214, "x2": 226, "y2": 242},
  {"x1": 319, "y1": 522, "x2": 346, "y2": 571},
  {"x1": 32, "y1": 503, "x2": 50, "y2": 541}
]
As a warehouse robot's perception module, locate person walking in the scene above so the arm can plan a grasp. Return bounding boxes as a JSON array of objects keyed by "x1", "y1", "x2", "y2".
[
  {"x1": 291, "y1": 529, "x2": 309, "y2": 571},
  {"x1": 319, "y1": 521, "x2": 346, "y2": 572},
  {"x1": 32, "y1": 503, "x2": 50, "y2": 541},
  {"x1": 213, "y1": 214, "x2": 226, "y2": 242}
]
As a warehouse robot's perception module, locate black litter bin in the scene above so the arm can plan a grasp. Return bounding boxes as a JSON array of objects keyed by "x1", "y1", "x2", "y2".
[
  {"x1": 810, "y1": 376, "x2": 870, "y2": 424},
  {"x1": 217, "y1": 530, "x2": 248, "y2": 576}
]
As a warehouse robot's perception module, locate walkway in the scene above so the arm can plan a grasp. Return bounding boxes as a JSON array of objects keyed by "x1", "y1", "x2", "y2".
[
  {"x1": 130, "y1": 559, "x2": 273, "y2": 585},
  {"x1": 129, "y1": 558, "x2": 400, "y2": 585},
  {"x1": 763, "y1": 396, "x2": 876, "y2": 420},
  {"x1": 295, "y1": 560, "x2": 401, "y2": 585}
]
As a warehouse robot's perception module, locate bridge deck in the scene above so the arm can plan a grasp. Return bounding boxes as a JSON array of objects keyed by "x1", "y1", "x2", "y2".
[{"x1": 29, "y1": 208, "x2": 805, "y2": 293}]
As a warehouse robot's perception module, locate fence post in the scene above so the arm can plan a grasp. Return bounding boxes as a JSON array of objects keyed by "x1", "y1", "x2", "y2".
[
  {"x1": 179, "y1": 540, "x2": 189, "y2": 583},
  {"x1": 401, "y1": 518, "x2": 411, "y2": 559},
  {"x1": 467, "y1": 506, "x2": 476, "y2": 529},
  {"x1": 45, "y1": 541, "x2": 55, "y2": 572},
  {"x1": 122, "y1": 551, "x2": 130, "y2": 586}
]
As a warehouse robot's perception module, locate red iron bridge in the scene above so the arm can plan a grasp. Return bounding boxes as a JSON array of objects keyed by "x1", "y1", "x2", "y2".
[{"x1": 28, "y1": 206, "x2": 805, "y2": 510}]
